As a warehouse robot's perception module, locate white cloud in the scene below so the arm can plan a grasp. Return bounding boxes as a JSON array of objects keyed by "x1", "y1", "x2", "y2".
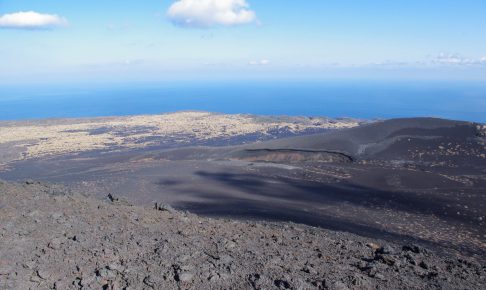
[
  {"x1": 0, "y1": 11, "x2": 67, "y2": 29},
  {"x1": 167, "y1": 0, "x2": 256, "y2": 28},
  {"x1": 248, "y1": 59, "x2": 270, "y2": 66},
  {"x1": 432, "y1": 53, "x2": 478, "y2": 65}
]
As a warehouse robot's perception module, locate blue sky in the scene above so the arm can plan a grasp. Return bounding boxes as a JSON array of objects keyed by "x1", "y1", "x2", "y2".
[{"x1": 1, "y1": 0, "x2": 486, "y2": 84}]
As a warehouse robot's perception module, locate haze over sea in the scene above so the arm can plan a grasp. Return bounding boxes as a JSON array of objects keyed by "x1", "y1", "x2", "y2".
[{"x1": 1, "y1": 80, "x2": 485, "y2": 123}]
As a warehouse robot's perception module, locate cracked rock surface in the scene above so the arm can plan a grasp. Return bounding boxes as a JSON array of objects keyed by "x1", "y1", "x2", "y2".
[{"x1": 0, "y1": 181, "x2": 484, "y2": 289}]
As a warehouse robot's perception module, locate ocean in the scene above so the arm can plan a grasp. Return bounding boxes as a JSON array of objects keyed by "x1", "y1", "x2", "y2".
[{"x1": 1, "y1": 80, "x2": 485, "y2": 122}]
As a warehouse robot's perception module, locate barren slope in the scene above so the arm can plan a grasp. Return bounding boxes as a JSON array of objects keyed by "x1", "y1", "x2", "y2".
[{"x1": 0, "y1": 181, "x2": 484, "y2": 290}]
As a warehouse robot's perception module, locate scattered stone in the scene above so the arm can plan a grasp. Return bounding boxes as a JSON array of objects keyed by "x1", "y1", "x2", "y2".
[
  {"x1": 248, "y1": 273, "x2": 261, "y2": 288},
  {"x1": 96, "y1": 268, "x2": 116, "y2": 279},
  {"x1": 143, "y1": 275, "x2": 156, "y2": 288},
  {"x1": 366, "y1": 242, "x2": 381, "y2": 251},
  {"x1": 50, "y1": 212, "x2": 63, "y2": 220},
  {"x1": 375, "y1": 254, "x2": 396, "y2": 266},
  {"x1": 179, "y1": 272, "x2": 194, "y2": 282},
  {"x1": 419, "y1": 261, "x2": 429, "y2": 270},
  {"x1": 329, "y1": 281, "x2": 350, "y2": 290},
  {"x1": 48, "y1": 238, "x2": 63, "y2": 250},
  {"x1": 350, "y1": 275, "x2": 372, "y2": 288},
  {"x1": 402, "y1": 244, "x2": 421, "y2": 254},
  {"x1": 0, "y1": 263, "x2": 12, "y2": 275},
  {"x1": 274, "y1": 279, "x2": 291, "y2": 289},
  {"x1": 22, "y1": 261, "x2": 35, "y2": 269},
  {"x1": 302, "y1": 264, "x2": 317, "y2": 275},
  {"x1": 107, "y1": 262, "x2": 122, "y2": 272},
  {"x1": 374, "y1": 273, "x2": 386, "y2": 281},
  {"x1": 54, "y1": 280, "x2": 71, "y2": 289},
  {"x1": 37, "y1": 269, "x2": 51, "y2": 280},
  {"x1": 0, "y1": 180, "x2": 484, "y2": 290},
  {"x1": 107, "y1": 193, "x2": 118, "y2": 202},
  {"x1": 80, "y1": 275, "x2": 96, "y2": 286},
  {"x1": 155, "y1": 202, "x2": 175, "y2": 213},
  {"x1": 377, "y1": 245, "x2": 394, "y2": 255}
]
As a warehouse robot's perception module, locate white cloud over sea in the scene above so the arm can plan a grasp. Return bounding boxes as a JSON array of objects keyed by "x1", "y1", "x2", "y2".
[
  {"x1": 248, "y1": 59, "x2": 270, "y2": 66},
  {"x1": 0, "y1": 11, "x2": 67, "y2": 29},
  {"x1": 431, "y1": 53, "x2": 486, "y2": 65},
  {"x1": 167, "y1": 0, "x2": 256, "y2": 28}
]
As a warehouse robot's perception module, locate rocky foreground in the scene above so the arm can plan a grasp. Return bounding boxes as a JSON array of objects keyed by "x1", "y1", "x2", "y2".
[{"x1": 0, "y1": 181, "x2": 484, "y2": 290}]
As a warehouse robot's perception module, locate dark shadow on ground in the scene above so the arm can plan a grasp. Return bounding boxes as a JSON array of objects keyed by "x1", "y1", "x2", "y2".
[
  {"x1": 191, "y1": 170, "x2": 483, "y2": 225},
  {"x1": 155, "y1": 170, "x2": 486, "y2": 257}
]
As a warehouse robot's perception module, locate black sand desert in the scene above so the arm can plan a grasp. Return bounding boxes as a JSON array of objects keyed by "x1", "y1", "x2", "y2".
[{"x1": 0, "y1": 112, "x2": 485, "y2": 289}]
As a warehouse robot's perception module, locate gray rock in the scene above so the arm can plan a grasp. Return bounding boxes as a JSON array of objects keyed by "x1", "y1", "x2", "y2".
[
  {"x1": 0, "y1": 264, "x2": 12, "y2": 275},
  {"x1": 402, "y1": 244, "x2": 421, "y2": 254},
  {"x1": 80, "y1": 275, "x2": 96, "y2": 286},
  {"x1": 97, "y1": 268, "x2": 117, "y2": 279},
  {"x1": 329, "y1": 281, "x2": 350, "y2": 290},
  {"x1": 377, "y1": 245, "x2": 394, "y2": 255},
  {"x1": 107, "y1": 193, "x2": 118, "y2": 202},
  {"x1": 155, "y1": 202, "x2": 175, "y2": 213},
  {"x1": 179, "y1": 272, "x2": 194, "y2": 282},
  {"x1": 274, "y1": 279, "x2": 291, "y2": 289},
  {"x1": 374, "y1": 273, "x2": 386, "y2": 281},
  {"x1": 419, "y1": 261, "x2": 429, "y2": 269},
  {"x1": 48, "y1": 238, "x2": 63, "y2": 249},
  {"x1": 37, "y1": 269, "x2": 51, "y2": 280},
  {"x1": 143, "y1": 275, "x2": 156, "y2": 287}
]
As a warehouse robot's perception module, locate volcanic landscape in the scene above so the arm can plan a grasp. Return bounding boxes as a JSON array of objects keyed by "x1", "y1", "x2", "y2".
[{"x1": 0, "y1": 111, "x2": 485, "y2": 289}]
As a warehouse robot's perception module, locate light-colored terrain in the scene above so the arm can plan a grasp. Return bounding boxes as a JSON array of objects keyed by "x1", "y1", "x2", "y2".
[{"x1": 0, "y1": 111, "x2": 360, "y2": 168}]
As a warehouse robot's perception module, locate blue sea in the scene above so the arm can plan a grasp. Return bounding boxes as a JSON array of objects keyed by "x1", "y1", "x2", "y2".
[{"x1": 1, "y1": 80, "x2": 485, "y2": 123}]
